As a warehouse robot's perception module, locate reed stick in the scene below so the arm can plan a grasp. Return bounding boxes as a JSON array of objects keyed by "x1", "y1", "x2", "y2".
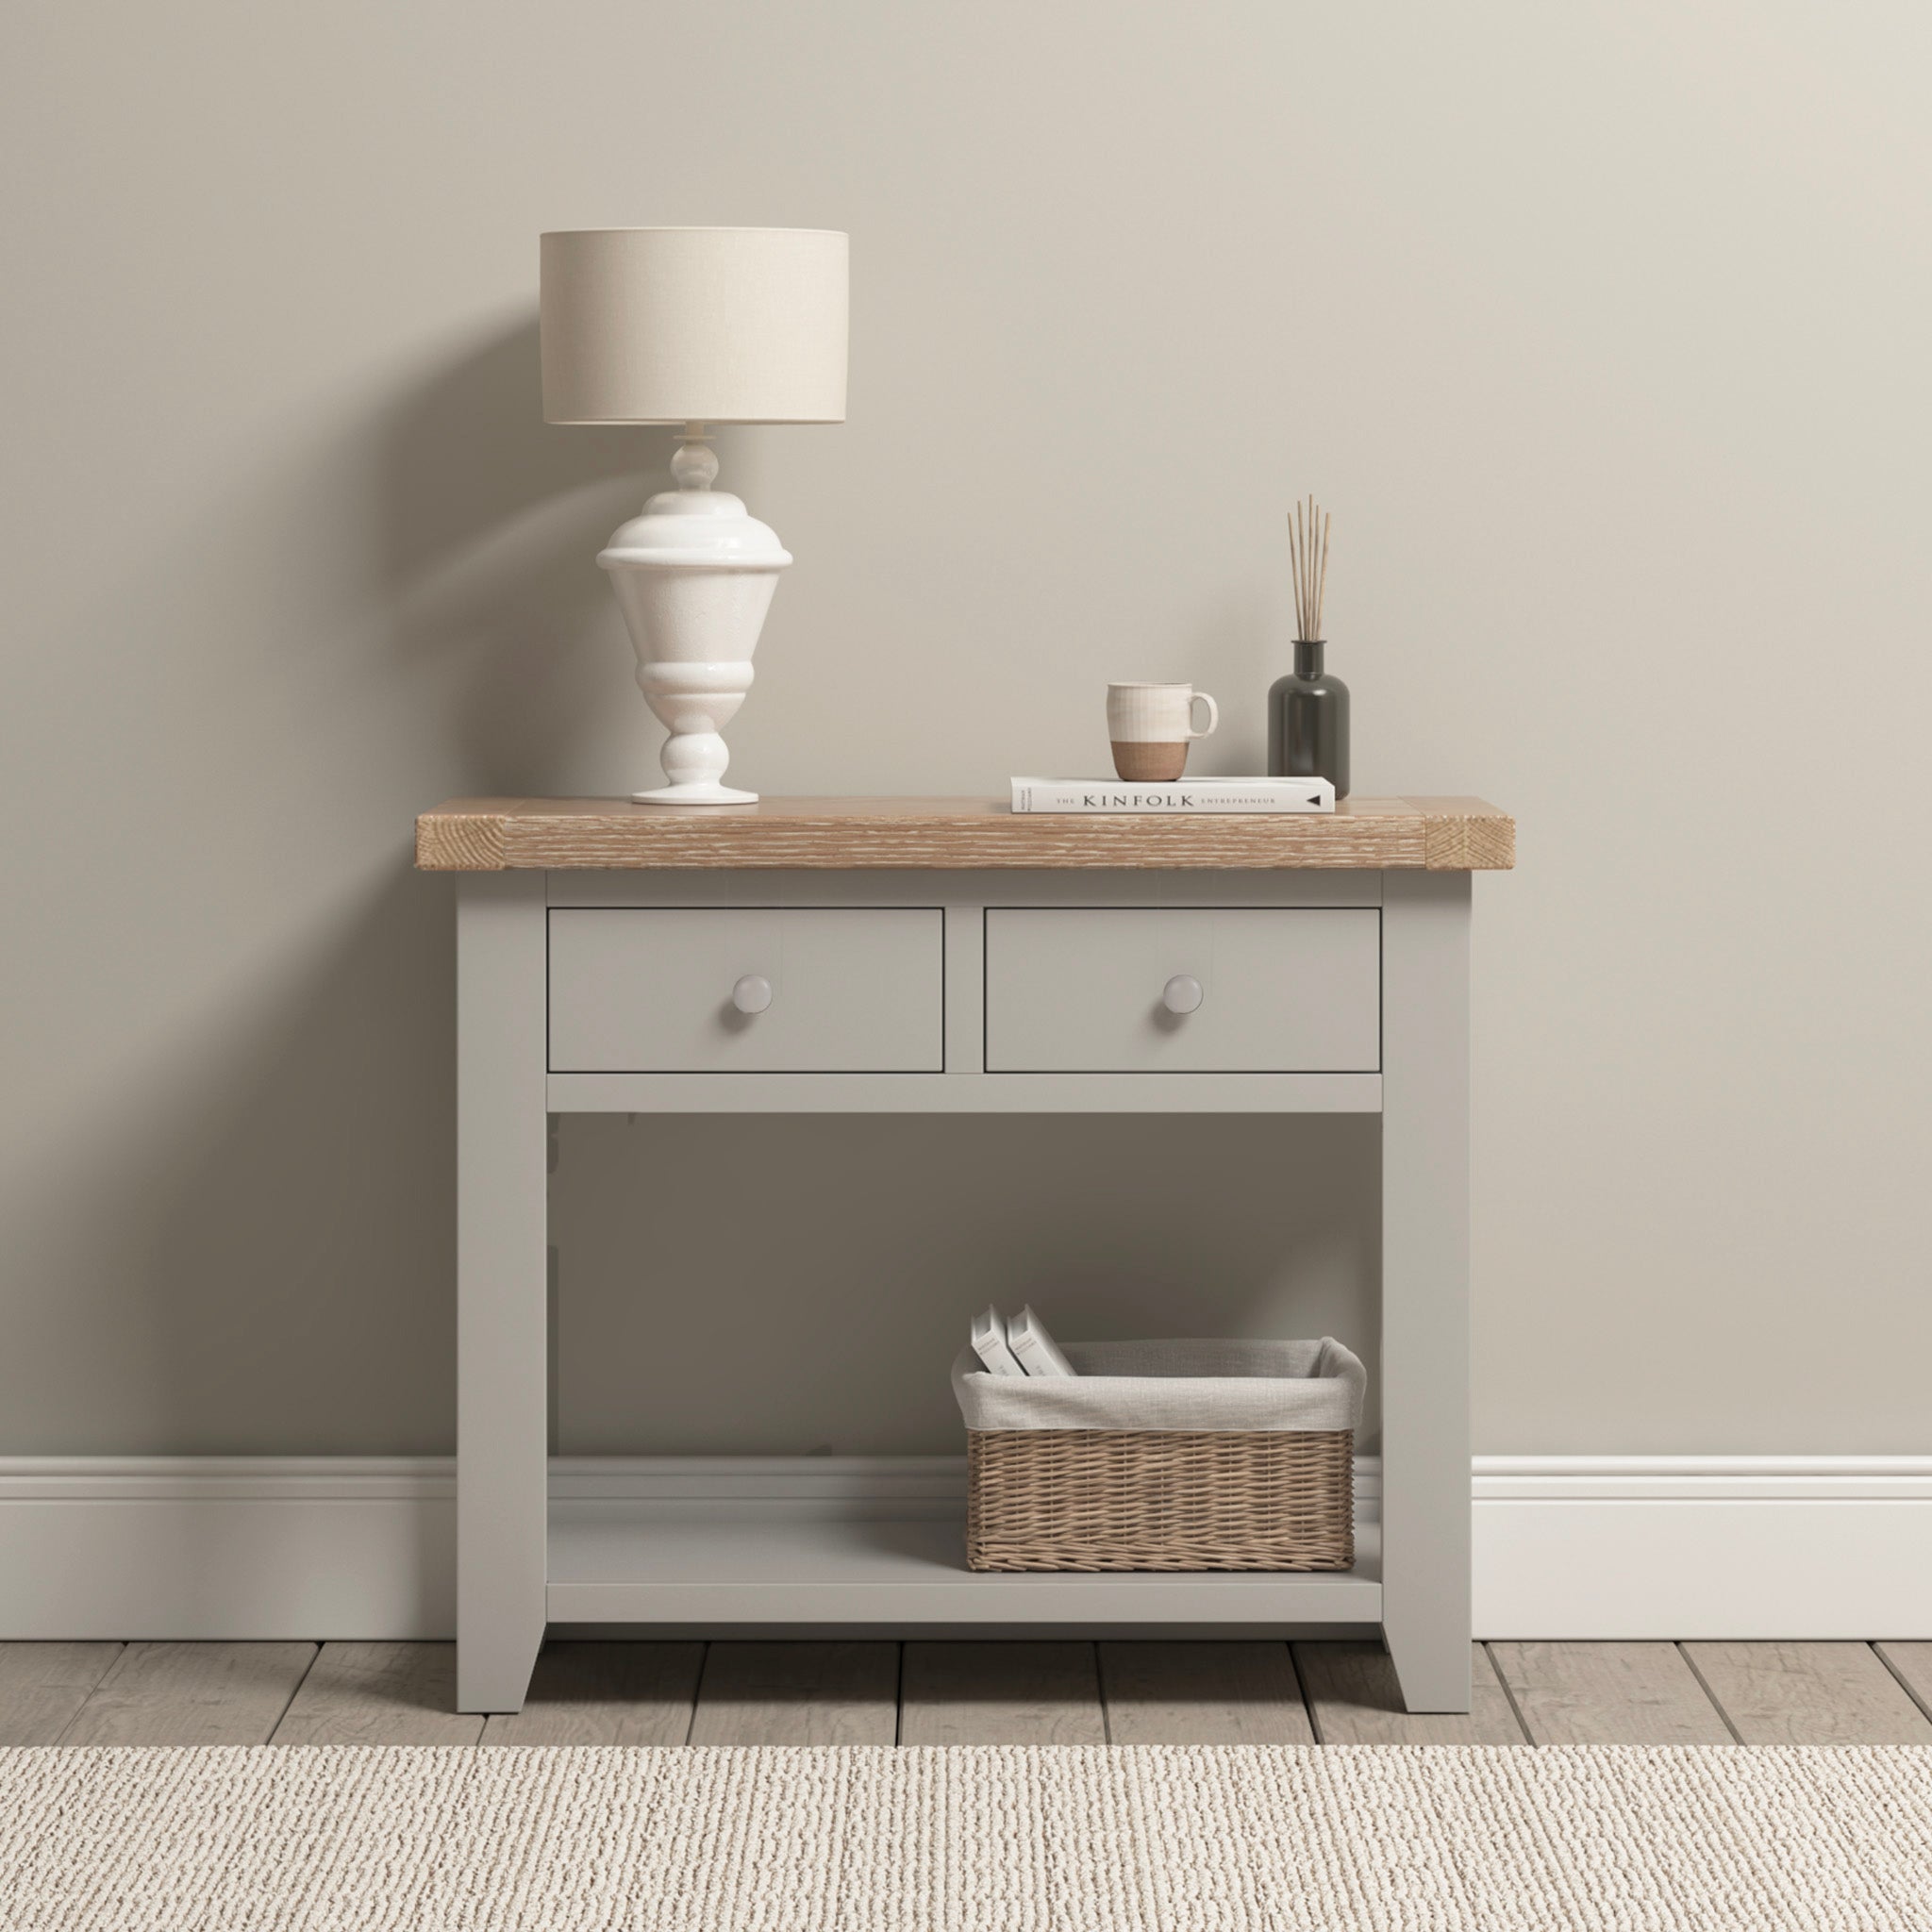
[
  {"x1": 1316, "y1": 509, "x2": 1330, "y2": 641},
  {"x1": 1292, "y1": 503, "x2": 1300, "y2": 638},
  {"x1": 1289, "y1": 496, "x2": 1332, "y2": 641},
  {"x1": 1289, "y1": 505, "x2": 1303, "y2": 639}
]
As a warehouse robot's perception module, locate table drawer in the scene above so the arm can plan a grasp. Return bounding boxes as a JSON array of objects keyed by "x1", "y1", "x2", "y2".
[
  {"x1": 984, "y1": 908, "x2": 1379, "y2": 1072},
  {"x1": 549, "y1": 908, "x2": 944, "y2": 1073}
]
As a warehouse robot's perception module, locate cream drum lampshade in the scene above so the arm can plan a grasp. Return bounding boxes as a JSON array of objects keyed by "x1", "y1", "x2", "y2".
[
  {"x1": 538, "y1": 227, "x2": 850, "y2": 807},
  {"x1": 540, "y1": 227, "x2": 848, "y2": 425}
]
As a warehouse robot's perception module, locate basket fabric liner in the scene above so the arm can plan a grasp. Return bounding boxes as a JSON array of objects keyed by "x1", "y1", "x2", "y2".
[{"x1": 952, "y1": 1337, "x2": 1365, "y2": 1435}]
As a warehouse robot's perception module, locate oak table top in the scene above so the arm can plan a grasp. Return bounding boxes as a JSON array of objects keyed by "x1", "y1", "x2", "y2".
[{"x1": 415, "y1": 795, "x2": 1513, "y2": 873}]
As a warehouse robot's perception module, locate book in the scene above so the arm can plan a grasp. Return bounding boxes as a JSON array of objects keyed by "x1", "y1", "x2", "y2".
[
  {"x1": 1007, "y1": 1306, "x2": 1077, "y2": 1377},
  {"x1": 969, "y1": 1306, "x2": 1025, "y2": 1377},
  {"x1": 1009, "y1": 776, "x2": 1335, "y2": 814}
]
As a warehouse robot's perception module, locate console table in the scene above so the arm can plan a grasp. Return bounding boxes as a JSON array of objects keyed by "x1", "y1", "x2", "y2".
[{"x1": 417, "y1": 794, "x2": 1514, "y2": 1714}]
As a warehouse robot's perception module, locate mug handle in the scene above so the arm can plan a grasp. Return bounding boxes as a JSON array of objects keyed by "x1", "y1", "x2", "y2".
[{"x1": 1189, "y1": 691, "x2": 1219, "y2": 738}]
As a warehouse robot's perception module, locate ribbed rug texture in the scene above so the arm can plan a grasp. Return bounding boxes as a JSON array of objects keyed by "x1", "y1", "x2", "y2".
[{"x1": 4, "y1": 1744, "x2": 1929, "y2": 1929}]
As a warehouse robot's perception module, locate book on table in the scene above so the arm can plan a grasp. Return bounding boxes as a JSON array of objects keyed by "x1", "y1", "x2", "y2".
[{"x1": 1009, "y1": 776, "x2": 1335, "y2": 814}]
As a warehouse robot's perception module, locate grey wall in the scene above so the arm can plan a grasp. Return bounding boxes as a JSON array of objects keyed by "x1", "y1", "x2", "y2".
[
  {"x1": 3, "y1": 1, "x2": 1927, "y2": 1457},
  {"x1": 555, "y1": 1115, "x2": 1383, "y2": 1456}
]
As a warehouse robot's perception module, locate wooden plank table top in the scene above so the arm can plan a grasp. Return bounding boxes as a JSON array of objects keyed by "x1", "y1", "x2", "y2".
[{"x1": 416, "y1": 794, "x2": 1514, "y2": 872}]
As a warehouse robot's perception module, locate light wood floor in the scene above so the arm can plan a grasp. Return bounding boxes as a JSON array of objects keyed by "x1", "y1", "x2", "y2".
[{"x1": 6, "y1": 1641, "x2": 1931, "y2": 1746}]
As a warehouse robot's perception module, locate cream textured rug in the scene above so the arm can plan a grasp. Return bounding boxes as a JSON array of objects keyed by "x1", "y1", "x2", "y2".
[{"x1": 4, "y1": 1744, "x2": 1929, "y2": 1929}]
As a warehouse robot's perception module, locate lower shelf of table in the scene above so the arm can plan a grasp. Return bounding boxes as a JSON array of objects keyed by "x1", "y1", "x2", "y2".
[{"x1": 545, "y1": 1506, "x2": 1383, "y2": 1625}]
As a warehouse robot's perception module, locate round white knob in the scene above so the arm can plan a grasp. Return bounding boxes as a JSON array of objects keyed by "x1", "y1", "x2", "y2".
[
  {"x1": 731, "y1": 974, "x2": 773, "y2": 1015},
  {"x1": 1162, "y1": 974, "x2": 1204, "y2": 1015}
]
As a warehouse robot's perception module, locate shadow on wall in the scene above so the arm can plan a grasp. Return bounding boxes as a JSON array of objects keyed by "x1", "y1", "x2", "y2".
[
  {"x1": 380, "y1": 315, "x2": 647, "y2": 586},
  {"x1": 553, "y1": 1112, "x2": 1385, "y2": 1457},
  {"x1": 6, "y1": 868, "x2": 458, "y2": 1452},
  {"x1": 8, "y1": 314, "x2": 1376, "y2": 1460},
  {"x1": 4, "y1": 316, "x2": 706, "y2": 1454},
  {"x1": 374, "y1": 314, "x2": 686, "y2": 794},
  {"x1": 142, "y1": 869, "x2": 459, "y2": 1454}
]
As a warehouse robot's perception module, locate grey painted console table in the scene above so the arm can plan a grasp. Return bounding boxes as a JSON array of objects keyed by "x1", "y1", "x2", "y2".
[{"x1": 417, "y1": 794, "x2": 1515, "y2": 1714}]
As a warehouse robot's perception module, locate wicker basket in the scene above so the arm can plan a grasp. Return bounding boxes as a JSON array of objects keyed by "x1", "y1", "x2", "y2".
[
  {"x1": 967, "y1": 1426, "x2": 1353, "y2": 1572},
  {"x1": 955, "y1": 1338, "x2": 1363, "y2": 1574}
]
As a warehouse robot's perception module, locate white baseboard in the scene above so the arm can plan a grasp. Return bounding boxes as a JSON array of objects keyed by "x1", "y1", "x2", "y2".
[
  {"x1": 0, "y1": 1459, "x2": 457, "y2": 1641},
  {"x1": 1471, "y1": 1457, "x2": 1932, "y2": 1640},
  {"x1": 2, "y1": 1455, "x2": 1925, "y2": 1641}
]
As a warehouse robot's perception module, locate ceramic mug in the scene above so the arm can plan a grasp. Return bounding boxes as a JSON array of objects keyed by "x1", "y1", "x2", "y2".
[{"x1": 1107, "y1": 682, "x2": 1219, "y2": 781}]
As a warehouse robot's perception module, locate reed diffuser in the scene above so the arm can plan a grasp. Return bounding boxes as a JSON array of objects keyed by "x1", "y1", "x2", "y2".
[{"x1": 1267, "y1": 495, "x2": 1350, "y2": 798}]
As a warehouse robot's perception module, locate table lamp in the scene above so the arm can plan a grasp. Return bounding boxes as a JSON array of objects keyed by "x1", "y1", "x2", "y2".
[{"x1": 541, "y1": 227, "x2": 849, "y2": 804}]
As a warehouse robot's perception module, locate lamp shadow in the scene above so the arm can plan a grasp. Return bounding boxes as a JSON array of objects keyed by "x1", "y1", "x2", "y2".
[
  {"x1": 8, "y1": 319, "x2": 794, "y2": 1460},
  {"x1": 373, "y1": 315, "x2": 682, "y2": 794},
  {"x1": 377, "y1": 316, "x2": 655, "y2": 591}
]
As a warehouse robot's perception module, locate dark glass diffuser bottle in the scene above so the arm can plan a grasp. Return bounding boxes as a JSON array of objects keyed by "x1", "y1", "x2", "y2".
[{"x1": 1268, "y1": 640, "x2": 1350, "y2": 798}]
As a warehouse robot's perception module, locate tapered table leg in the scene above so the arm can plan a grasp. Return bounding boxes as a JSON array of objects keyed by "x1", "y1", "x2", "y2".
[
  {"x1": 1380, "y1": 871, "x2": 1473, "y2": 1712},
  {"x1": 456, "y1": 873, "x2": 548, "y2": 1712}
]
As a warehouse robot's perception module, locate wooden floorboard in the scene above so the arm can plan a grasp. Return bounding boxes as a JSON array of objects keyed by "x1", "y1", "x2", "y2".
[
  {"x1": 1684, "y1": 1642, "x2": 1932, "y2": 1745},
  {"x1": 0, "y1": 1643, "x2": 125, "y2": 1745},
  {"x1": 900, "y1": 1641, "x2": 1106, "y2": 1745},
  {"x1": 1489, "y1": 1641, "x2": 1733, "y2": 1745},
  {"x1": 59, "y1": 1641, "x2": 318, "y2": 1745},
  {"x1": 1293, "y1": 1642, "x2": 1527, "y2": 1743},
  {"x1": 481, "y1": 1641, "x2": 703, "y2": 1746},
  {"x1": 689, "y1": 1641, "x2": 899, "y2": 1746},
  {"x1": 271, "y1": 1642, "x2": 483, "y2": 1745},
  {"x1": 1100, "y1": 1641, "x2": 1315, "y2": 1745},
  {"x1": 10, "y1": 1640, "x2": 1928, "y2": 1749},
  {"x1": 1876, "y1": 1642, "x2": 1932, "y2": 1724}
]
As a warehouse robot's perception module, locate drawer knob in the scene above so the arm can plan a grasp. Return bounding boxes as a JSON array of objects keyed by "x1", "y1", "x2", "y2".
[
  {"x1": 1161, "y1": 974, "x2": 1204, "y2": 1015},
  {"x1": 731, "y1": 974, "x2": 774, "y2": 1015}
]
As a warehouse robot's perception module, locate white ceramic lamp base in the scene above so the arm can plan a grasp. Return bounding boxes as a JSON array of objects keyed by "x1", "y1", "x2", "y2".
[
  {"x1": 599, "y1": 436, "x2": 791, "y2": 807},
  {"x1": 631, "y1": 659, "x2": 758, "y2": 805},
  {"x1": 635, "y1": 776, "x2": 758, "y2": 805}
]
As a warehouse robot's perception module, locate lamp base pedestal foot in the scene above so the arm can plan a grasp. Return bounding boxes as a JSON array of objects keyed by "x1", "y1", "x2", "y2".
[{"x1": 631, "y1": 780, "x2": 759, "y2": 806}]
